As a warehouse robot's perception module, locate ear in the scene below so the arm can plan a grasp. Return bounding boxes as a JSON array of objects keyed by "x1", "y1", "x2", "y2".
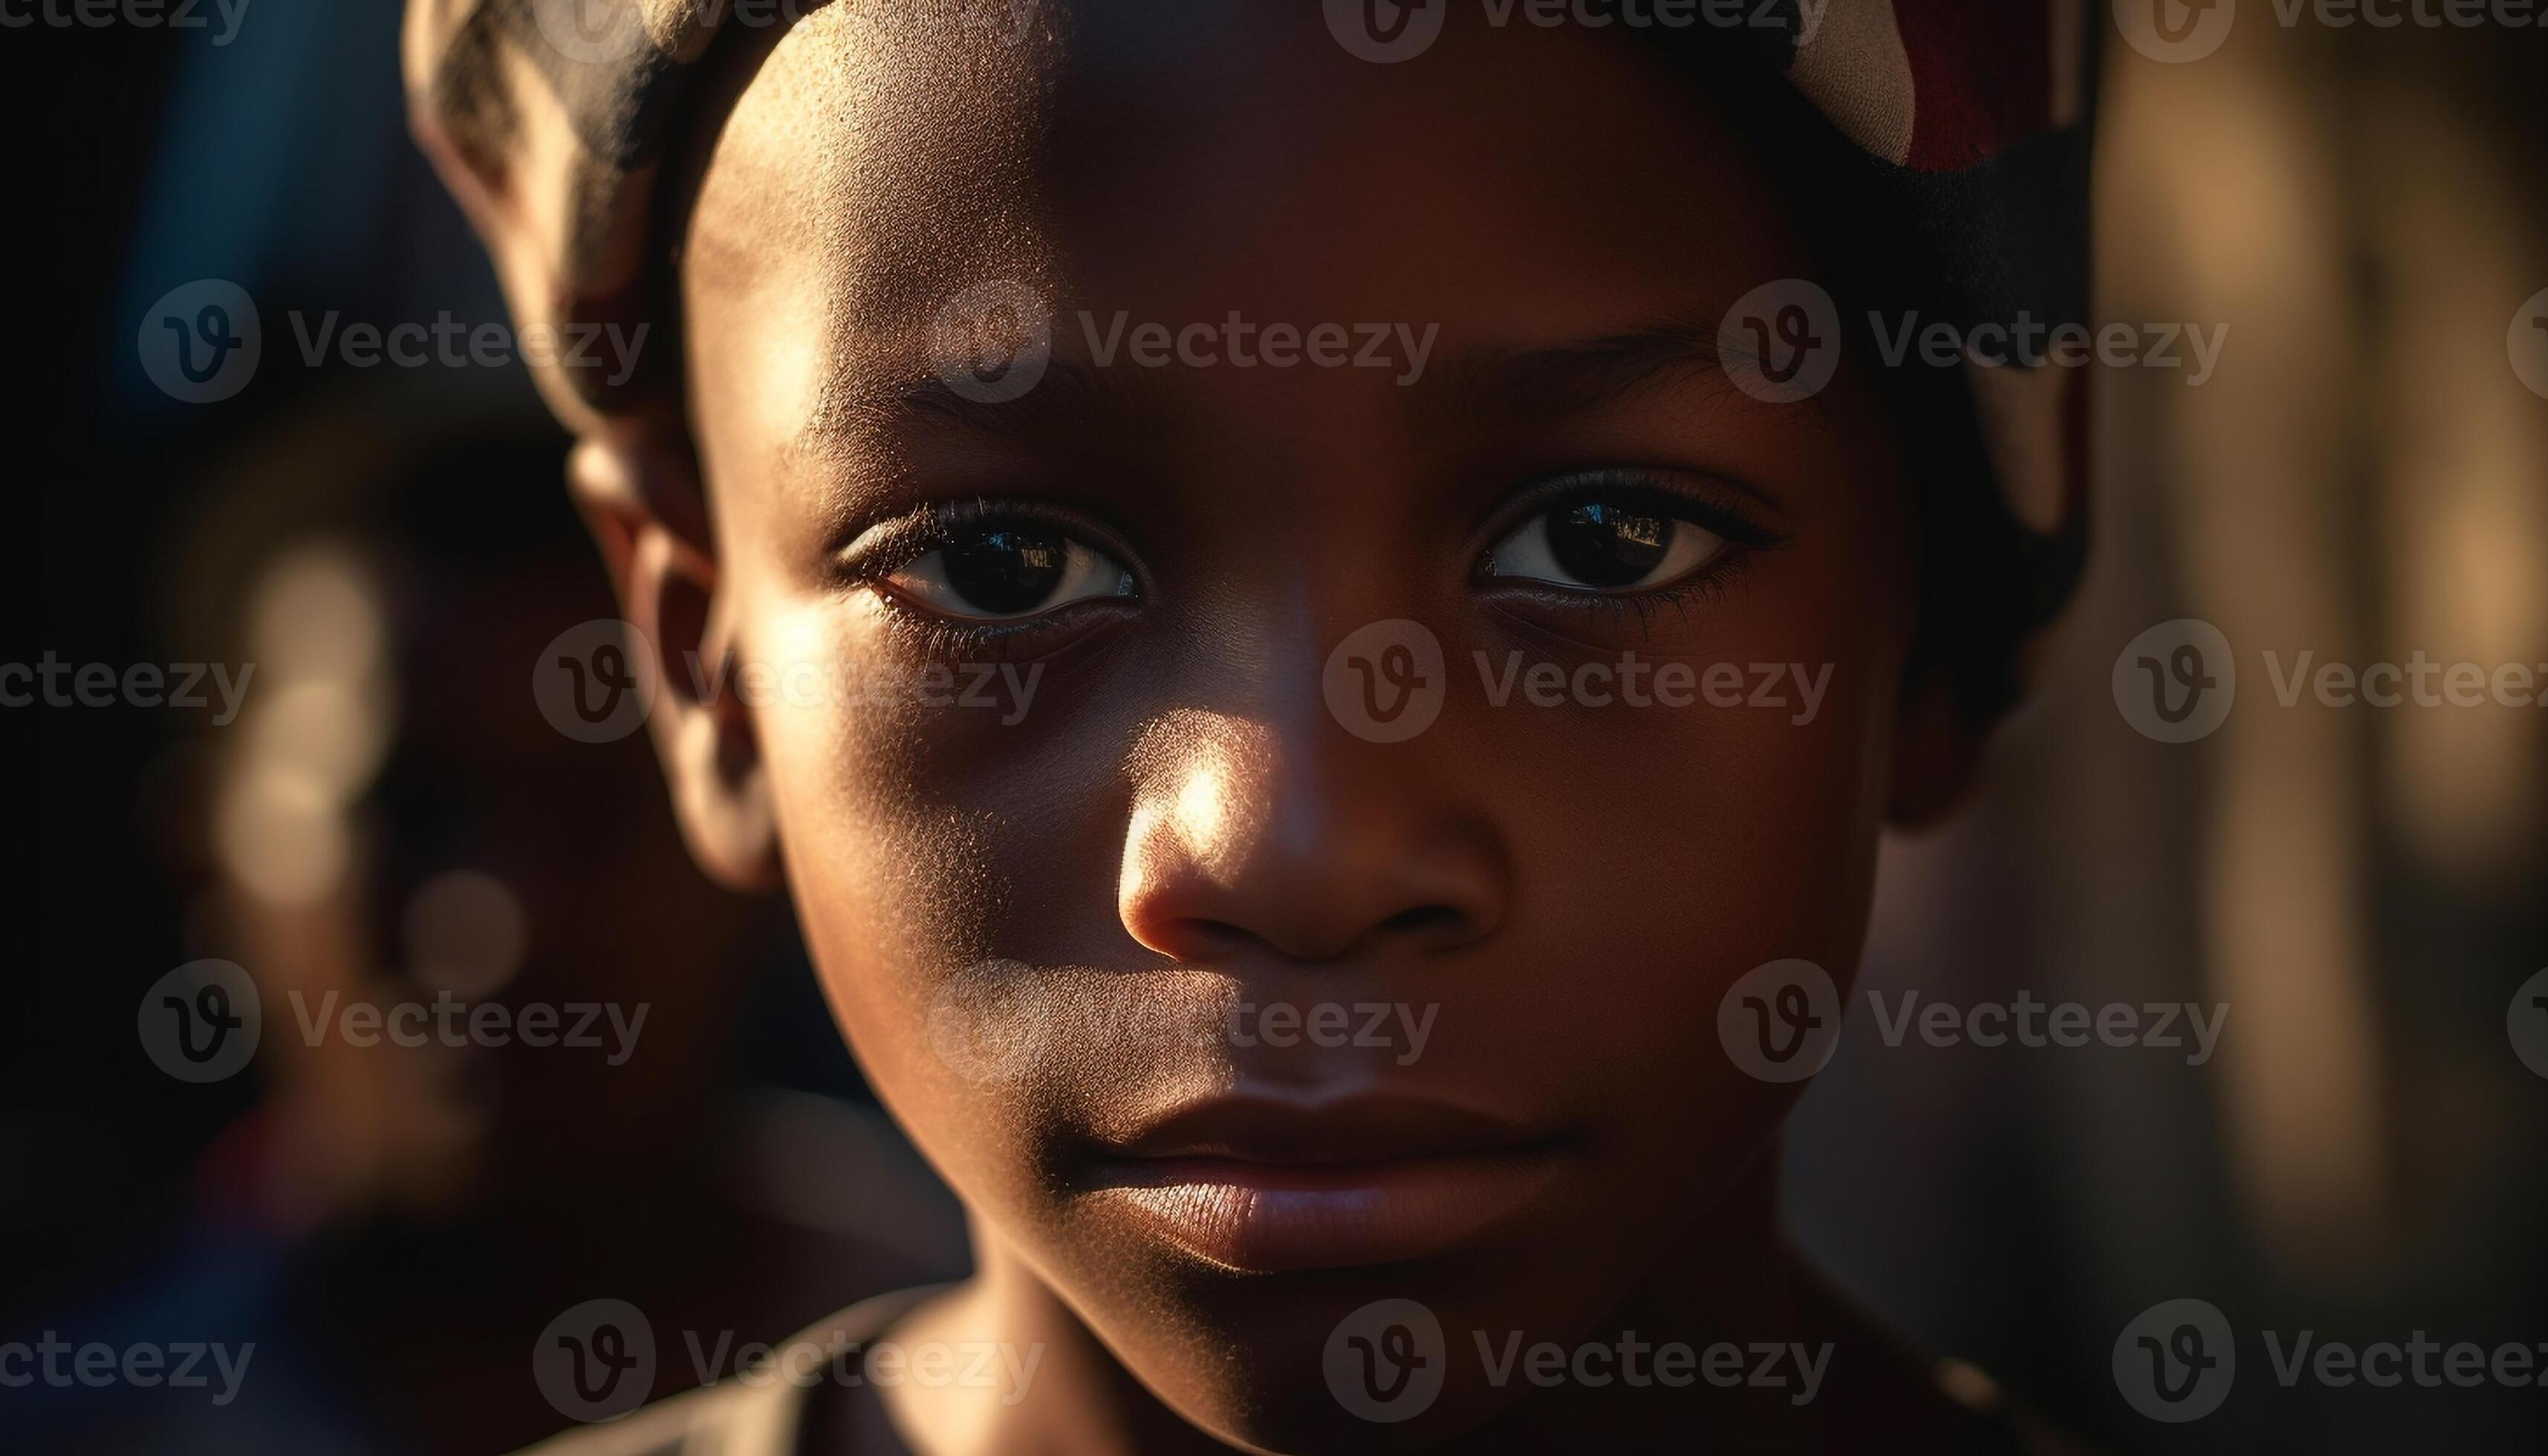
[
  {"x1": 1884, "y1": 668, "x2": 1987, "y2": 831},
  {"x1": 567, "y1": 423, "x2": 784, "y2": 891}
]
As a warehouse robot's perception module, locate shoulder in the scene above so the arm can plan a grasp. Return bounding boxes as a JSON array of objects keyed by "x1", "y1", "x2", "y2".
[{"x1": 513, "y1": 1286, "x2": 952, "y2": 1456}]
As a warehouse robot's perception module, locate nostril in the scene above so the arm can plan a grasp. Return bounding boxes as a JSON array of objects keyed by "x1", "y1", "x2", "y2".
[
  {"x1": 1190, "y1": 920, "x2": 1252, "y2": 952},
  {"x1": 1174, "y1": 907, "x2": 1473, "y2": 962},
  {"x1": 1379, "y1": 905, "x2": 1466, "y2": 939},
  {"x1": 1141, "y1": 917, "x2": 1257, "y2": 963}
]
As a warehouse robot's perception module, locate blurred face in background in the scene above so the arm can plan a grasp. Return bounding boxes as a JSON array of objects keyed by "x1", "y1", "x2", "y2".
[
  {"x1": 662, "y1": 5, "x2": 1935, "y2": 1447},
  {"x1": 210, "y1": 519, "x2": 769, "y2": 1221}
]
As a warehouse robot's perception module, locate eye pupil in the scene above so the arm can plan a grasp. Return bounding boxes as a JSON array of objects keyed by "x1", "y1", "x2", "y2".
[
  {"x1": 942, "y1": 528, "x2": 1067, "y2": 614},
  {"x1": 1544, "y1": 503, "x2": 1671, "y2": 588}
]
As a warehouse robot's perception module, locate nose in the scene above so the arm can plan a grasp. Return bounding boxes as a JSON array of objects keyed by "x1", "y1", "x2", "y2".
[{"x1": 1117, "y1": 709, "x2": 1507, "y2": 964}]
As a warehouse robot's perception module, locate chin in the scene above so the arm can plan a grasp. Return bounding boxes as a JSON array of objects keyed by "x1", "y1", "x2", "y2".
[{"x1": 1048, "y1": 1212, "x2": 1649, "y2": 1456}]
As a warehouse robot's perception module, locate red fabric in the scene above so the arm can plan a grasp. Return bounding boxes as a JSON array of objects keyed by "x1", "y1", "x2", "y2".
[{"x1": 1894, "y1": 0, "x2": 2054, "y2": 172}]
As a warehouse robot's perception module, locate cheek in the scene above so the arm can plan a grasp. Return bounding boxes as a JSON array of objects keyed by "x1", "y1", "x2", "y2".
[
  {"x1": 732, "y1": 581, "x2": 1152, "y2": 1212},
  {"x1": 1473, "y1": 687, "x2": 1884, "y2": 1008},
  {"x1": 1442, "y1": 561, "x2": 1899, "y2": 1171},
  {"x1": 735, "y1": 588, "x2": 1016, "y2": 1149}
]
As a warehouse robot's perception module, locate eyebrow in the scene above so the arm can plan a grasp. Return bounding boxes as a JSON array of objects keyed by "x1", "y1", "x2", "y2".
[
  {"x1": 786, "y1": 305, "x2": 1803, "y2": 476},
  {"x1": 1406, "y1": 308, "x2": 1798, "y2": 435},
  {"x1": 790, "y1": 350, "x2": 1174, "y2": 467}
]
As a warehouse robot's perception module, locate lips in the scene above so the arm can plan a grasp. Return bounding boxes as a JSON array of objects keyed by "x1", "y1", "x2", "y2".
[{"x1": 1073, "y1": 1094, "x2": 1570, "y2": 1273}]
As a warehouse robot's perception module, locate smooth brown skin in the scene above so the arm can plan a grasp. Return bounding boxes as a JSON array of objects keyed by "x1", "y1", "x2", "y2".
[{"x1": 574, "y1": 5, "x2": 1986, "y2": 1452}]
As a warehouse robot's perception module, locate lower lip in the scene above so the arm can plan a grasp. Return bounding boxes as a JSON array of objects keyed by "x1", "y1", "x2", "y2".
[{"x1": 1083, "y1": 1147, "x2": 1567, "y2": 1273}]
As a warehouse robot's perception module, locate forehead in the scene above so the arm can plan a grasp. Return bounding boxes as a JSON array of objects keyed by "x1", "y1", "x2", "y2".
[{"x1": 680, "y1": 4, "x2": 1808, "y2": 476}]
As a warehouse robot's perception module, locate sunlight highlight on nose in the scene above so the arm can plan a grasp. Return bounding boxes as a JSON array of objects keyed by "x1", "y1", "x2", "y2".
[
  {"x1": 1172, "y1": 769, "x2": 1229, "y2": 861},
  {"x1": 1125, "y1": 709, "x2": 1275, "y2": 889}
]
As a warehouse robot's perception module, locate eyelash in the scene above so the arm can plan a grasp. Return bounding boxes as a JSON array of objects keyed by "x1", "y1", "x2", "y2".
[
  {"x1": 877, "y1": 596, "x2": 1070, "y2": 663},
  {"x1": 837, "y1": 469, "x2": 1783, "y2": 651},
  {"x1": 1544, "y1": 553, "x2": 1762, "y2": 628}
]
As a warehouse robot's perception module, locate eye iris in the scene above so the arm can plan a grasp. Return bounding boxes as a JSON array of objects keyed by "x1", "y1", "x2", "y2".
[
  {"x1": 941, "y1": 528, "x2": 1067, "y2": 614},
  {"x1": 1544, "y1": 503, "x2": 1670, "y2": 588}
]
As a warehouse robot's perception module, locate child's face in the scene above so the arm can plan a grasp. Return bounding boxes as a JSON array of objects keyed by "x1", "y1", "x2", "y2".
[{"x1": 675, "y1": 6, "x2": 1921, "y2": 1446}]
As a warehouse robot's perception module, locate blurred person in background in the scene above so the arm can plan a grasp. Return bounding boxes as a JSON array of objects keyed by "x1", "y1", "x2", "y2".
[{"x1": 13, "y1": 390, "x2": 962, "y2": 1454}]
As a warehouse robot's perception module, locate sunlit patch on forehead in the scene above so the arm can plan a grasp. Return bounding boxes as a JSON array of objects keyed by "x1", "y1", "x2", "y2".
[
  {"x1": 689, "y1": 3, "x2": 1067, "y2": 376},
  {"x1": 683, "y1": 0, "x2": 1077, "y2": 519}
]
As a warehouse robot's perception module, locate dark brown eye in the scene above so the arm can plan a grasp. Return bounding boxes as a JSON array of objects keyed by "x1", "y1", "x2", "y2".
[
  {"x1": 1544, "y1": 504, "x2": 1671, "y2": 588},
  {"x1": 886, "y1": 527, "x2": 1134, "y2": 621},
  {"x1": 942, "y1": 530, "x2": 1067, "y2": 614},
  {"x1": 1488, "y1": 501, "x2": 1725, "y2": 592}
]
